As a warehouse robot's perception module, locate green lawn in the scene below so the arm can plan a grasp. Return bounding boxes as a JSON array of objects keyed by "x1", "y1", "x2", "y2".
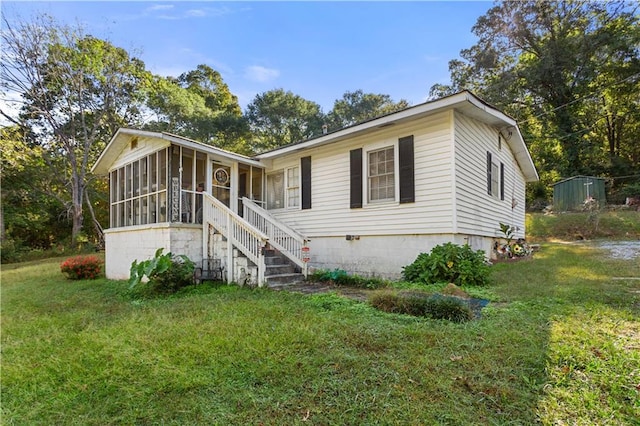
[{"x1": 2, "y1": 243, "x2": 639, "y2": 425}]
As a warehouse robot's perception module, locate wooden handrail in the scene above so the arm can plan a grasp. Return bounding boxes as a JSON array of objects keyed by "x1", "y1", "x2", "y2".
[
  {"x1": 242, "y1": 197, "x2": 309, "y2": 278},
  {"x1": 202, "y1": 193, "x2": 268, "y2": 286}
]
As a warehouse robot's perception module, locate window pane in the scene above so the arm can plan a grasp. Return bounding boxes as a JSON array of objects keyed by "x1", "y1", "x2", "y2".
[
  {"x1": 158, "y1": 192, "x2": 167, "y2": 222},
  {"x1": 140, "y1": 158, "x2": 148, "y2": 195},
  {"x1": 267, "y1": 172, "x2": 285, "y2": 209},
  {"x1": 368, "y1": 147, "x2": 395, "y2": 202},
  {"x1": 159, "y1": 149, "x2": 167, "y2": 190},
  {"x1": 133, "y1": 161, "x2": 140, "y2": 196},
  {"x1": 287, "y1": 187, "x2": 299, "y2": 207},
  {"x1": 125, "y1": 164, "x2": 132, "y2": 199},
  {"x1": 118, "y1": 168, "x2": 125, "y2": 201},
  {"x1": 110, "y1": 204, "x2": 116, "y2": 228},
  {"x1": 491, "y1": 162, "x2": 500, "y2": 197},
  {"x1": 150, "y1": 153, "x2": 157, "y2": 191}
]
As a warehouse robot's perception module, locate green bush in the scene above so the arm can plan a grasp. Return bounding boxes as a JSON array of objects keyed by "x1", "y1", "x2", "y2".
[
  {"x1": 0, "y1": 239, "x2": 25, "y2": 263},
  {"x1": 369, "y1": 290, "x2": 472, "y2": 322},
  {"x1": 402, "y1": 243, "x2": 490, "y2": 286},
  {"x1": 129, "y1": 248, "x2": 195, "y2": 295}
]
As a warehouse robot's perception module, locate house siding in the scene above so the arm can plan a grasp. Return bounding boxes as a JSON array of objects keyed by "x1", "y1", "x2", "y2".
[
  {"x1": 267, "y1": 111, "x2": 456, "y2": 238},
  {"x1": 454, "y1": 112, "x2": 526, "y2": 239},
  {"x1": 110, "y1": 137, "x2": 170, "y2": 172},
  {"x1": 259, "y1": 111, "x2": 458, "y2": 278}
]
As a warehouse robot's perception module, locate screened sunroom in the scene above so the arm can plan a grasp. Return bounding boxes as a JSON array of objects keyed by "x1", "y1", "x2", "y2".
[
  {"x1": 92, "y1": 128, "x2": 266, "y2": 279},
  {"x1": 96, "y1": 129, "x2": 265, "y2": 229}
]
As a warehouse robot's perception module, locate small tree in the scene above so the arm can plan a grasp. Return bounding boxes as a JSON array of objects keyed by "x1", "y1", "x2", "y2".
[{"x1": 1, "y1": 13, "x2": 148, "y2": 244}]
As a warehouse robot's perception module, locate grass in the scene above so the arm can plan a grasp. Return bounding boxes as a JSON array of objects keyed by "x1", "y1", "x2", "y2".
[
  {"x1": 527, "y1": 210, "x2": 640, "y2": 241},
  {"x1": 2, "y1": 244, "x2": 639, "y2": 425}
]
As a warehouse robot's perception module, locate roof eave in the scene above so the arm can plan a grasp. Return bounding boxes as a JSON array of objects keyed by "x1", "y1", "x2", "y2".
[{"x1": 92, "y1": 128, "x2": 264, "y2": 175}]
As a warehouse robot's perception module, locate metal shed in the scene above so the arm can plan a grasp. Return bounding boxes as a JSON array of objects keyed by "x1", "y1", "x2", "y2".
[{"x1": 552, "y1": 175, "x2": 606, "y2": 211}]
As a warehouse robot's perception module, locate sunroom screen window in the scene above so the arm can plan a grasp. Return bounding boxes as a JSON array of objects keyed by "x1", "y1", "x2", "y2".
[
  {"x1": 368, "y1": 146, "x2": 395, "y2": 202},
  {"x1": 110, "y1": 148, "x2": 168, "y2": 228}
]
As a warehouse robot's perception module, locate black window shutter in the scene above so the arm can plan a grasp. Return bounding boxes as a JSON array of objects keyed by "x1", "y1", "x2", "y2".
[
  {"x1": 486, "y1": 152, "x2": 492, "y2": 195},
  {"x1": 301, "y1": 156, "x2": 311, "y2": 210},
  {"x1": 398, "y1": 135, "x2": 415, "y2": 204},
  {"x1": 500, "y1": 162, "x2": 505, "y2": 201},
  {"x1": 350, "y1": 148, "x2": 363, "y2": 208}
]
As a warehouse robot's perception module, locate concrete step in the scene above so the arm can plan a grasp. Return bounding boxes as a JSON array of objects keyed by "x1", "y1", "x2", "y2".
[
  {"x1": 265, "y1": 273, "x2": 305, "y2": 287},
  {"x1": 265, "y1": 255, "x2": 288, "y2": 266},
  {"x1": 265, "y1": 263, "x2": 296, "y2": 276}
]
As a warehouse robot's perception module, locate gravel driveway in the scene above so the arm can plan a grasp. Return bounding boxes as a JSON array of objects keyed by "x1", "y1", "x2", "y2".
[{"x1": 592, "y1": 240, "x2": 640, "y2": 261}]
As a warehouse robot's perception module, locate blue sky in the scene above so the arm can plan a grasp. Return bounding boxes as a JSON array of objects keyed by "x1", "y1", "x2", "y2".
[{"x1": 2, "y1": 1, "x2": 493, "y2": 112}]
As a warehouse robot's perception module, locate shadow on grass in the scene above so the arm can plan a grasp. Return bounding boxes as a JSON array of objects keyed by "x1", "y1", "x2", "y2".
[{"x1": 489, "y1": 242, "x2": 640, "y2": 424}]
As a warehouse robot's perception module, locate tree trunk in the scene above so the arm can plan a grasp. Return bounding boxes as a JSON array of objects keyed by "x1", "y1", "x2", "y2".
[
  {"x1": 85, "y1": 191, "x2": 104, "y2": 249},
  {"x1": 71, "y1": 177, "x2": 84, "y2": 243}
]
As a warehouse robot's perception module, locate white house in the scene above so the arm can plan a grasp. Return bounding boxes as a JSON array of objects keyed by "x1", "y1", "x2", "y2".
[{"x1": 92, "y1": 91, "x2": 538, "y2": 285}]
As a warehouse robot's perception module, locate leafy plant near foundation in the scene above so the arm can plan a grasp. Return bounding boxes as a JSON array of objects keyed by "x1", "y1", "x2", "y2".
[
  {"x1": 129, "y1": 248, "x2": 195, "y2": 294},
  {"x1": 402, "y1": 243, "x2": 490, "y2": 286}
]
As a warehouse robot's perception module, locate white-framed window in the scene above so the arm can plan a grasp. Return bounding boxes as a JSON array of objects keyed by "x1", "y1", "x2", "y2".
[
  {"x1": 267, "y1": 166, "x2": 300, "y2": 210},
  {"x1": 367, "y1": 146, "x2": 395, "y2": 203},
  {"x1": 286, "y1": 167, "x2": 300, "y2": 208},
  {"x1": 486, "y1": 151, "x2": 504, "y2": 200}
]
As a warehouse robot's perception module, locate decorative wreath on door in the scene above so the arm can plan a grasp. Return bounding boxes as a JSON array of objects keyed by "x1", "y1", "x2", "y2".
[{"x1": 214, "y1": 168, "x2": 229, "y2": 185}]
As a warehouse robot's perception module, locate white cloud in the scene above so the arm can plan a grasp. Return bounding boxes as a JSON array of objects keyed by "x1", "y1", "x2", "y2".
[
  {"x1": 146, "y1": 4, "x2": 175, "y2": 13},
  {"x1": 244, "y1": 66, "x2": 280, "y2": 83},
  {"x1": 186, "y1": 9, "x2": 207, "y2": 18}
]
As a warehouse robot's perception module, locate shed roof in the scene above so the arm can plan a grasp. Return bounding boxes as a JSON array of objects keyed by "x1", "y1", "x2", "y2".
[
  {"x1": 551, "y1": 175, "x2": 606, "y2": 186},
  {"x1": 92, "y1": 128, "x2": 263, "y2": 175},
  {"x1": 255, "y1": 91, "x2": 539, "y2": 182}
]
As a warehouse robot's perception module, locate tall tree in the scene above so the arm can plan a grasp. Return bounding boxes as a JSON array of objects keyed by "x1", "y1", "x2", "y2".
[
  {"x1": 0, "y1": 126, "x2": 70, "y2": 252},
  {"x1": 1, "y1": 13, "x2": 148, "y2": 242},
  {"x1": 432, "y1": 0, "x2": 640, "y2": 182},
  {"x1": 326, "y1": 90, "x2": 410, "y2": 131},
  {"x1": 144, "y1": 64, "x2": 251, "y2": 153},
  {"x1": 245, "y1": 89, "x2": 325, "y2": 152}
]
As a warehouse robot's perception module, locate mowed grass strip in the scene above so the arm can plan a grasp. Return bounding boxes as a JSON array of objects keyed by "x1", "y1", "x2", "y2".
[{"x1": 2, "y1": 244, "x2": 639, "y2": 425}]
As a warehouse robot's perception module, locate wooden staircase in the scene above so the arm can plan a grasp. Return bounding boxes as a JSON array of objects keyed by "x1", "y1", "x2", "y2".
[{"x1": 201, "y1": 193, "x2": 309, "y2": 287}]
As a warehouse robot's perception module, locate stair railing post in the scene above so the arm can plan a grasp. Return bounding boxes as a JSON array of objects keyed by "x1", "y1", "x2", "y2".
[
  {"x1": 258, "y1": 245, "x2": 266, "y2": 287},
  {"x1": 226, "y1": 211, "x2": 233, "y2": 283}
]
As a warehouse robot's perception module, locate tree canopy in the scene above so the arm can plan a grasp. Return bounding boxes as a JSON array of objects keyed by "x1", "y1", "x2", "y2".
[
  {"x1": 245, "y1": 89, "x2": 325, "y2": 152},
  {"x1": 326, "y1": 90, "x2": 409, "y2": 131},
  {"x1": 1, "y1": 13, "x2": 149, "y2": 243},
  {"x1": 4, "y1": 2, "x2": 639, "y2": 255},
  {"x1": 144, "y1": 64, "x2": 251, "y2": 154},
  {"x1": 431, "y1": 0, "x2": 640, "y2": 199}
]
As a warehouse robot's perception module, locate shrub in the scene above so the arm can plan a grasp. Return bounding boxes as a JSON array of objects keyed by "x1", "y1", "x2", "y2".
[
  {"x1": 60, "y1": 255, "x2": 103, "y2": 280},
  {"x1": 129, "y1": 248, "x2": 195, "y2": 295},
  {"x1": 151, "y1": 257, "x2": 196, "y2": 294},
  {"x1": 402, "y1": 243, "x2": 490, "y2": 286},
  {"x1": 369, "y1": 290, "x2": 472, "y2": 322},
  {"x1": 310, "y1": 268, "x2": 388, "y2": 289}
]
